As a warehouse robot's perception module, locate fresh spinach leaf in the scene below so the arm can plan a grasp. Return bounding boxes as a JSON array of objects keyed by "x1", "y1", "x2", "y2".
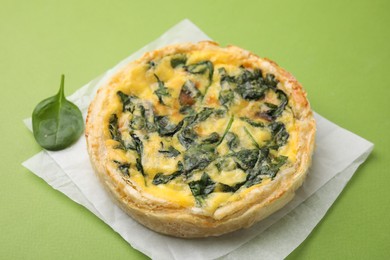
[
  {"x1": 113, "y1": 160, "x2": 130, "y2": 177},
  {"x1": 188, "y1": 172, "x2": 216, "y2": 206},
  {"x1": 32, "y1": 75, "x2": 84, "y2": 151},
  {"x1": 153, "y1": 74, "x2": 170, "y2": 105}
]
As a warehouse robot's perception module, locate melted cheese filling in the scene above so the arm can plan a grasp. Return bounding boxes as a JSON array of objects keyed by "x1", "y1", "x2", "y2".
[{"x1": 104, "y1": 49, "x2": 298, "y2": 214}]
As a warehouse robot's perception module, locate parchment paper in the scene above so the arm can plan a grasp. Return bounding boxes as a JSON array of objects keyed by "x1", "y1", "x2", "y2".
[{"x1": 22, "y1": 19, "x2": 373, "y2": 260}]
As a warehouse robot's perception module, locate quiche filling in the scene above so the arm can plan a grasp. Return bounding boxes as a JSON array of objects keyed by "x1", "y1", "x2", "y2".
[{"x1": 104, "y1": 51, "x2": 298, "y2": 214}]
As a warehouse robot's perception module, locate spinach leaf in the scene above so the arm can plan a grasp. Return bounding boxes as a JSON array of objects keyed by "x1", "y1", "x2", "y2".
[
  {"x1": 236, "y1": 67, "x2": 263, "y2": 84},
  {"x1": 218, "y1": 67, "x2": 236, "y2": 84},
  {"x1": 257, "y1": 90, "x2": 288, "y2": 121},
  {"x1": 195, "y1": 107, "x2": 214, "y2": 123},
  {"x1": 245, "y1": 153, "x2": 288, "y2": 187},
  {"x1": 216, "y1": 182, "x2": 243, "y2": 193},
  {"x1": 153, "y1": 74, "x2": 170, "y2": 105},
  {"x1": 235, "y1": 81, "x2": 267, "y2": 100},
  {"x1": 129, "y1": 104, "x2": 156, "y2": 132},
  {"x1": 185, "y1": 61, "x2": 214, "y2": 81},
  {"x1": 32, "y1": 75, "x2": 84, "y2": 151},
  {"x1": 113, "y1": 160, "x2": 130, "y2": 177},
  {"x1": 239, "y1": 117, "x2": 265, "y2": 128},
  {"x1": 109, "y1": 114, "x2": 126, "y2": 149},
  {"x1": 153, "y1": 171, "x2": 181, "y2": 185},
  {"x1": 177, "y1": 127, "x2": 198, "y2": 149},
  {"x1": 202, "y1": 132, "x2": 220, "y2": 144},
  {"x1": 135, "y1": 158, "x2": 144, "y2": 177},
  {"x1": 243, "y1": 127, "x2": 261, "y2": 149},
  {"x1": 170, "y1": 55, "x2": 187, "y2": 68},
  {"x1": 215, "y1": 157, "x2": 237, "y2": 171},
  {"x1": 219, "y1": 89, "x2": 234, "y2": 107},
  {"x1": 153, "y1": 162, "x2": 184, "y2": 185},
  {"x1": 129, "y1": 133, "x2": 146, "y2": 177},
  {"x1": 264, "y1": 73, "x2": 279, "y2": 89},
  {"x1": 244, "y1": 148, "x2": 269, "y2": 187},
  {"x1": 233, "y1": 149, "x2": 259, "y2": 170},
  {"x1": 225, "y1": 132, "x2": 240, "y2": 151},
  {"x1": 179, "y1": 105, "x2": 196, "y2": 115},
  {"x1": 158, "y1": 145, "x2": 180, "y2": 158},
  {"x1": 155, "y1": 116, "x2": 183, "y2": 136},
  {"x1": 234, "y1": 67, "x2": 269, "y2": 101},
  {"x1": 130, "y1": 133, "x2": 143, "y2": 155},
  {"x1": 179, "y1": 80, "x2": 201, "y2": 106},
  {"x1": 266, "y1": 155, "x2": 288, "y2": 179},
  {"x1": 268, "y1": 122, "x2": 289, "y2": 150},
  {"x1": 183, "y1": 116, "x2": 234, "y2": 173},
  {"x1": 184, "y1": 61, "x2": 214, "y2": 98},
  {"x1": 188, "y1": 172, "x2": 216, "y2": 206},
  {"x1": 183, "y1": 144, "x2": 216, "y2": 173},
  {"x1": 218, "y1": 67, "x2": 236, "y2": 107},
  {"x1": 117, "y1": 91, "x2": 137, "y2": 112},
  {"x1": 130, "y1": 115, "x2": 145, "y2": 130},
  {"x1": 108, "y1": 114, "x2": 121, "y2": 142}
]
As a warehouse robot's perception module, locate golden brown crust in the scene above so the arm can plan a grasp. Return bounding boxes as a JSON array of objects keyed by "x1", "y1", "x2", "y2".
[{"x1": 85, "y1": 41, "x2": 316, "y2": 237}]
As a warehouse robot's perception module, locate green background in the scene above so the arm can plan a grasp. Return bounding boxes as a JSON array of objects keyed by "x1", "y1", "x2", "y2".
[{"x1": 1, "y1": 0, "x2": 389, "y2": 259}]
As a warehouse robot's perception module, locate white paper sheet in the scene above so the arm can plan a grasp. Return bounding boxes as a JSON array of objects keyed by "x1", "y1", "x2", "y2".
[{"x1": 22, "y1": 19, "x2": 373, "y2": 260}]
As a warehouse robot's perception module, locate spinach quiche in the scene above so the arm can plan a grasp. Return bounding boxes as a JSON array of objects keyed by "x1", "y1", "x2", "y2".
[{"x1": 86, "y1": 41, "x2": 316, "y2": 238}]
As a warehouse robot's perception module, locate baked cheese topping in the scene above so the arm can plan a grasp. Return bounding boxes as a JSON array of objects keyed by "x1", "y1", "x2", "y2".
[{"x1": 104, "y1": 49, "x2": 298, "y2": 214}]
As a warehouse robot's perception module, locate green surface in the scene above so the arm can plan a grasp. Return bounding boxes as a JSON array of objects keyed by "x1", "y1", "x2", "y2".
[{"x1": 1, "y1": 0, "x2": 389, "y2": 259}]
